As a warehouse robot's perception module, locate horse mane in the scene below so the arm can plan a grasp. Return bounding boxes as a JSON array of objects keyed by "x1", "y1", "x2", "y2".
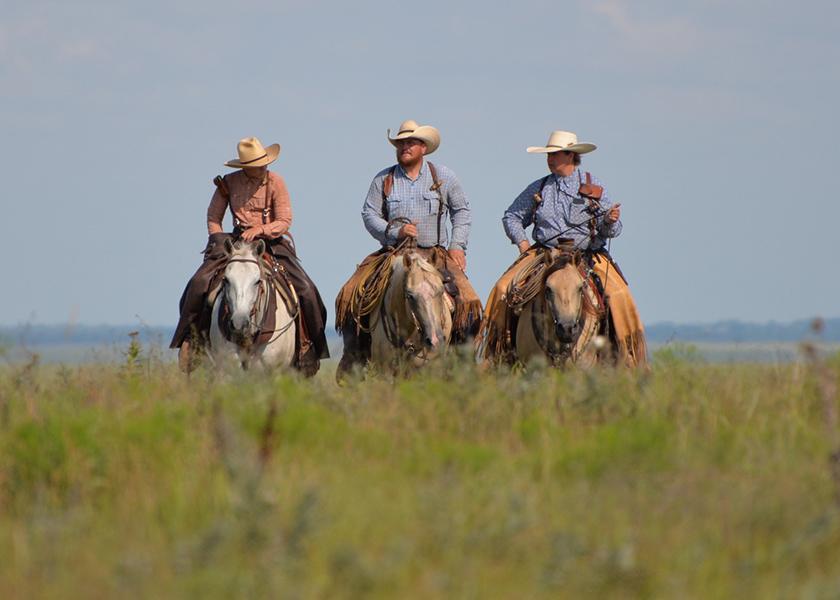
[
  {"x1": 396, "y1": 251, "x2": 440, "y2": 279},
  {"x1": 542, "y1": 253, "x2": 573, "y2": 281}
]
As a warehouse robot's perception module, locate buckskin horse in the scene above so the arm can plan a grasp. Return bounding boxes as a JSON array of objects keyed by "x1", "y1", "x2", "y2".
[
  {"x1": 208, "y1": 238, "x2": 297, "y2": 370},
  {"x1": 370, "y1": 250, "x2": 454, "y2": 371},
  {"x1": 477, "y1": 247, "x2": 604, "y2": 367}
]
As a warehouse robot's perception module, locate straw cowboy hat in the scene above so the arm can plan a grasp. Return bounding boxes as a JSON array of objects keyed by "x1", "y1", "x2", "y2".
[
  {"x1": 387, "y1": 120, "x2": 440, "y2": 154},
  {"x1": 527, "y1": 130, "x2": 596, "y2": 154},
  {"x1": 225, "y1": 137, "x2": 281, "y2": 168}
]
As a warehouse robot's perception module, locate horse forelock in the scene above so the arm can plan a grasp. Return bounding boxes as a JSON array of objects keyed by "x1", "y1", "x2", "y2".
[
  {"x1": 227, "y1": 241, "x2": 268, "y2": 277},
  {"x1": 381, "y1": 250, "x2": 451, "y2": 352},
  {"x1": 543, "y1": 252, "x2": 575, "y2": 279},
  {"x1": 544, "y1": 261, "x2": 584, "y2": 294}
]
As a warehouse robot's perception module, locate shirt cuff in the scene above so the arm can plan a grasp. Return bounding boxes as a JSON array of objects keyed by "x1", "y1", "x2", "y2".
[
  {"x1": 599, "y1": 220, "x2": 619, "y2": 237},
  {"x1": 384, "y1": 225, "x2": 400, "y2": 246}
]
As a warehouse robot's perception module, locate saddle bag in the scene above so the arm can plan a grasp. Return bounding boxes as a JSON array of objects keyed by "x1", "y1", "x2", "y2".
[
  {"x1": 578, "y1": 172, "x2": 603, "y2": 200},
  {"x1": 440, "y1": 268, "x2": 460, "y2": 298}
]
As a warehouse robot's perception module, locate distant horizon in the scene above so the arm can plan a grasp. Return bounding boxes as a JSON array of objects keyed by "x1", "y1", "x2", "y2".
[{"x1": 2, "y1": 315, "x2": 837, "y2": 329}]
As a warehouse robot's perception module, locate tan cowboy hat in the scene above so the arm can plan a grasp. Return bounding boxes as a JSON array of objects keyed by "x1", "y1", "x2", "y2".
[
  {"x1": 527, "y1": 130, "x2": 596, "y2": 154},
  {"x1": 387, "y1": 120, "x2": 440, "y2": 154},
  {"x1": 224, "y1": 137, "x2": 281, "y2": 168}
]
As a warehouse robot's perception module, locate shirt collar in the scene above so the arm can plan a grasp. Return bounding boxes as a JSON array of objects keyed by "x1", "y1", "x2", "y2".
[
  {"x1": 396, "y1": 159, "x2": 427, "y2": 182},
  {"x1": 552, "y1": 168, "x2": 580, "y2": 189}
]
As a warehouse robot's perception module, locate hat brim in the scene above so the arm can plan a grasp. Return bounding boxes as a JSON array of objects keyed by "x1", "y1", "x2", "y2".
[
  {"x1": 526, "y1": 143, "x2": 597, "y2": 155},
  {"x1": 388, "y1": 125, "x2": 440, "y2": 155},
  {"x1": 225, "y1": 143, "x2": 281, "y2": 168}
]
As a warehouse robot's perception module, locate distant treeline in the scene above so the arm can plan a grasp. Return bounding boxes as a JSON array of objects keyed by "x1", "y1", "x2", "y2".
[
  {"x1": 1, "y1": 319, "x2": 838, "y2": 346},
  {"x1": 0, "y1": 325, "x2": 174, "y2": 346},
  {"x1": 645, "y1": 318, "x2": 839, "y2": 343}
]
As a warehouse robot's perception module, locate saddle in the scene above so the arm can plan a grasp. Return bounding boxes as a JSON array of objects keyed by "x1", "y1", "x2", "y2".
[{"x1": 336, "y1": 243, "x2": 460, "y2": 335}]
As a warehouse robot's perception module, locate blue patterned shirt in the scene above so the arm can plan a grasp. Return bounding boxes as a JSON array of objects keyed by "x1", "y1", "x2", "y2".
[
  {"x1": 502, "y1": 169, "x2": 622, "y2": 251},
  {"x1": 362, "y1": 160, "x2": 471, "y2": 251}
]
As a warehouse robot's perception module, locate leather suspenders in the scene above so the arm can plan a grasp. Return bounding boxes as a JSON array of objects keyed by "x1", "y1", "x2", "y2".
[
  {"x1": 381, "y1": 162, "x2": 446, "y2": 247},
  {"x1": 213, "y1": 173, "x2": 273, "y2": 229}
]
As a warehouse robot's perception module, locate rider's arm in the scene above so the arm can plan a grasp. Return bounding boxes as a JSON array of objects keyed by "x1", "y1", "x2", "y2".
[
  {"x1": 362, "y1": 172, "x2": 398, "y2": 246},
  {"x1": 444, "y1": 169, "x2": 471, "y2": 252},
  {"x1": 260, "y1": 174, "x2": 293, "y2": 238},
  {"x1": 502, "y1": 181, "x2": 540, "y2": 246},
  {"x1": 207, "y1": 188, "x2": 228, "y2": 234},
  {"x1": 594, "y1": 181, "x2": 622, "y2": 239}
]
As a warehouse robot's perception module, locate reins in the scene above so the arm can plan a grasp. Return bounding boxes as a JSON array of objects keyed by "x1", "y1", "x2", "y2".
[{"x1": 221, "y1": 255, "x2": 298, "y2": 347}]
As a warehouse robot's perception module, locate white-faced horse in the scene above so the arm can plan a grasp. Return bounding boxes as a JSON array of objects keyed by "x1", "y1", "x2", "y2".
[
  {"x1": 512, "y1": 251, "x2": 603, "y2": 367},
  {"x1": 370, "y1": 251, "x2": 454, "y2": 370},
  {"x1": 208, "y1": 238, "x2": 297, "y2": 370}
]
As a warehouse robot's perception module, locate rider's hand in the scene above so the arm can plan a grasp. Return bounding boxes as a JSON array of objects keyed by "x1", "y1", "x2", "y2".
[
  {"x1": 605, "y1": 203, "x2": 622, "y2": 224},
  {"x1": 398, "y1": 223, "x2": 418, "y2": 239},
  {"x1": 517, "y1": 240, "x2": 530, "y2": 254},
  {"x1": 448, "y1": 248, "x2": 466, "y2": 271},
  {"x1": 241, "y1": 226, "x2": 264, "y2": 242}
]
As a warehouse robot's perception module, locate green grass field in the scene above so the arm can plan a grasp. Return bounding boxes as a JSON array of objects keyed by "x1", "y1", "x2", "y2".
[{"x1": 2, "y1": 345, "x2": 840, "y2": 598}]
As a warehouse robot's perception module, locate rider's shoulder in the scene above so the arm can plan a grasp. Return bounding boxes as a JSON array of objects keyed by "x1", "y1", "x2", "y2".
[
  {"x1": 373, "y1": 165, "x2": 396, "y2": 182},
  {"x1": 266, "y1": 170, "x2": 286, "y2": 186},
  {"x1": 525, "y1": 175, "x2": 550, "y2": 192},
  {"x1": 426, "y1": 161, "x2": 458, "y2": 183}
]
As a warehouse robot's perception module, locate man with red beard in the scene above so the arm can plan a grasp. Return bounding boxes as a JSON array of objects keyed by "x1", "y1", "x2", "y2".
[{"x1": 335, "y1": 120, "x2": 482, "y2": 377}]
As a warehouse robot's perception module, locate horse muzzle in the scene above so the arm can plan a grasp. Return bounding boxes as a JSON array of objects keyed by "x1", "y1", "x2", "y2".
[
  {"x1": 423, "y1": 328, "x2": 445, "y2": 351},
  {"x1": 554, "y1": 321, "x2": 580, "y2": 344},
  {"x1": 229, "y1": 312, "x2": 257, "y2": 341}
]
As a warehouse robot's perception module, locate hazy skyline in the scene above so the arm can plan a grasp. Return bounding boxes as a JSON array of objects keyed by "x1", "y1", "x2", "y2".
[{"x1": 3, "y1": 0, "x2": 838, "y2": 326}]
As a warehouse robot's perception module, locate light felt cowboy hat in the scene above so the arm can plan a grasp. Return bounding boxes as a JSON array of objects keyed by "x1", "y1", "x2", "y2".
[
  {"x1": 225, "y1": 137, "x2": 281, "y2": 168},
  {"x1": 526, "y1": 130, "x2": 596, "y2": 154},
  {"x1": 387, "y1": 120, "x2": 440, "y2": 154}
]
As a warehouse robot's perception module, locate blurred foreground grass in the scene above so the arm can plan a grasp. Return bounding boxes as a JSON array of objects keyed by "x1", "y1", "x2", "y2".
[{"x1": 1, "y1": 347, "x2": 840, "y2": 598}]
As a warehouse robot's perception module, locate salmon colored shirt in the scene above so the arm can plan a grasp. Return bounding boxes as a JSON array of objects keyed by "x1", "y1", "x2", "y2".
[{"x1": 207, "y1": 170, "x2": 292, "y2": 239}]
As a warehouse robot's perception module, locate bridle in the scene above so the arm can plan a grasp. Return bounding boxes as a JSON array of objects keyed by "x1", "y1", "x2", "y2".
[
  {"x1": 531, "y1": 256, "x2": 598, "y2": 366},
  {"x1": 377, "y1": 257, "x2": 450, "y2": 359},
  {"x1": 221, "y1": 256, "x2": 297, "y2": 347}
]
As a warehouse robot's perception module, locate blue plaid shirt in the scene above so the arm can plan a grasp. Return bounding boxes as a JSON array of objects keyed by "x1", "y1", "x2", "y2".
[
  {"x1": 362, "y1": 160, "x2": 471, "y2": 251},
  {"x1": 502, "y1": 169, "x2": 622, "y2": 251}
]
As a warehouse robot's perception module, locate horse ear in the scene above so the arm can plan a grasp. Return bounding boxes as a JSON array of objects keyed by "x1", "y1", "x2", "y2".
[
  {"x1": 254, "y1": 239, "x2": 266, "y2": 257},
  {"x1": 223, "y1": 237, "x2": 234, "y2": 255},
  {"x1": 403, "y1": 253, "x2": 412, "y2": 268}
]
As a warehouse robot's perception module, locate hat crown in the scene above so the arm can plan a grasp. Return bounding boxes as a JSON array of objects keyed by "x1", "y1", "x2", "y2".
[
  {"x1": 546, "y1": 131, "x2": 578, "y2": 149},
  {"x1": 236, "y1": 137, "x2": 268, "y2": 163},
  {"x1": 387, "y1": 120, "x2": 441, "y2": 155},
  {"x1": 397, "y1": 120, "x2": 420, "y2": 135}
]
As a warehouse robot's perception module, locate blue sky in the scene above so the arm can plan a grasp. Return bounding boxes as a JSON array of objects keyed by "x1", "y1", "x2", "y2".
[{"x1": 2, "y1": 0, "x2": 838, "y2": 326}]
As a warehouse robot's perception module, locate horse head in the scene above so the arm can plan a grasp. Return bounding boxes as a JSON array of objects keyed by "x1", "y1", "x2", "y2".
[
  {"x1": 382, "y1": 251, "x2": 453, "y2": 362},
  {"x1": 221, "y1": 238, "x2": 267, "y2": 342},
  {"x1": 542, "y1": 253, "x2": 587, "y2": 345}
]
